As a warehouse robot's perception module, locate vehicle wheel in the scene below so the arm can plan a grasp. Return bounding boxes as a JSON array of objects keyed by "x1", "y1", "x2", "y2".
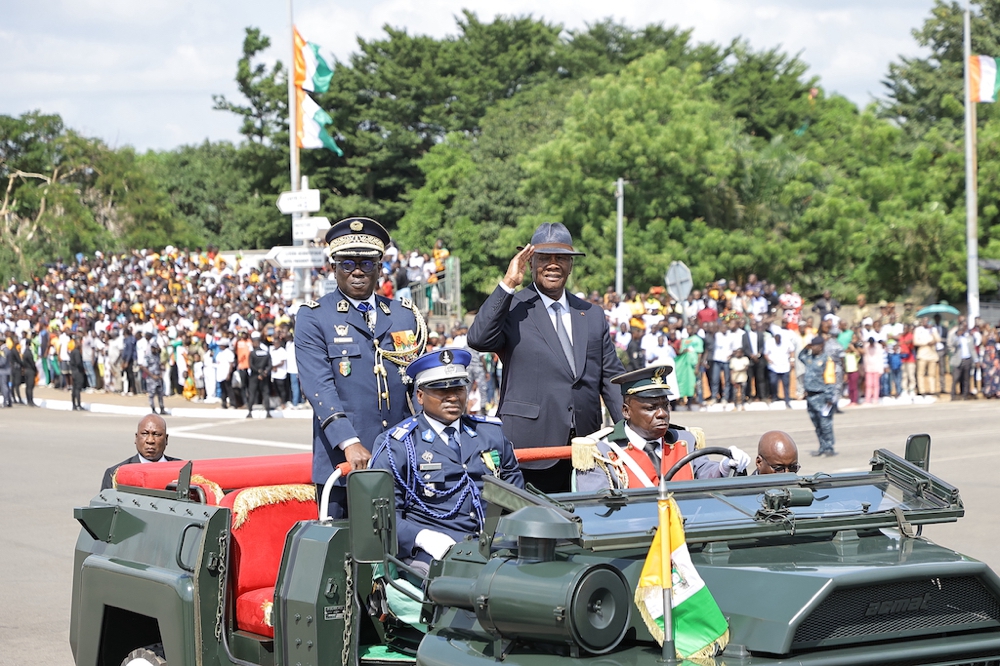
[{"x1": 120, "y1": 644, "x2": 167, "y2": 666}]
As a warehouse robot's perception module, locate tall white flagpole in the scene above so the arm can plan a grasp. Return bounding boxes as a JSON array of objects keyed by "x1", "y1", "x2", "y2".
[
  {"x1": 288, "y1": 0, "x2": 300, "y2": 198},
  {"x1": 964, "y1": 1, "x2": 980, "y2": 321}
]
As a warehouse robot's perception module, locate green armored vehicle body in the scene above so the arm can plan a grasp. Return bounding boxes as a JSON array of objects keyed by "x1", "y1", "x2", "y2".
[{"x1": 71, "y1": 438, "x2": 1000, "y2": 666}]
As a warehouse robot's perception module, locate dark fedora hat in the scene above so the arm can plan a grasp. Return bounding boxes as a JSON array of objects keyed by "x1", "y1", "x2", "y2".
[{"x1": 520, "y1": 222, "x2": 585, "y2": 256}]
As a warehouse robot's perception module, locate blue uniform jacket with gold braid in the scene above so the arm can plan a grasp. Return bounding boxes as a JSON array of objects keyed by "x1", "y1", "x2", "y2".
[
  {"x1": 295, "y1": 287, "x2": 422, "y2": 484},
  {"x1": 370, "y1": 413, "x2": 524, "y2": 563}
]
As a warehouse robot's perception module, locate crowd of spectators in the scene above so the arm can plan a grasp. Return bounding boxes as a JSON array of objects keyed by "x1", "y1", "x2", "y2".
[
  {"x1": 0, "y1": 240, "x2": 453, "y2": 411},
  {"x1": 2, "y1": 250, "x2": 998, "y2": 414},
  {"x1": 585, "y1": 276, "x2": 1000, "y2": 410}
]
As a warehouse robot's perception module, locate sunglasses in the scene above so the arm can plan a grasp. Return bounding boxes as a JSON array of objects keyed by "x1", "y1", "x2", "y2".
[
  {"x1": 336, "y1": 259, "x2": 378, "y2": 274},
  {"x1": 760, "y1": 455, "x2": 800, "y2": 474}
]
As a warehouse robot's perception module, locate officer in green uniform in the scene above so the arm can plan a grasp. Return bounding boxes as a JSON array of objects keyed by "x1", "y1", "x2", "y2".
[
  {"x1": 371, "y1": 348, "x2": 523, "y2": 573},
  {"x1": 296, "y1": 217, "x2": 427, "y2": 518}
]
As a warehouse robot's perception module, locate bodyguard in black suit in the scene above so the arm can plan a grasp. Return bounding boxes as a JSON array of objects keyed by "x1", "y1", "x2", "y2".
[
  {"x1": 20, "y1": 341, "x2": 36, "y2": 406},
  {"x1": 741, "y1": 321, "x2": 769, "y2": 401},
  {"x1": 100, "y1": 413, "x2": 179, "y2": 490},
  {"x1": 468, "y1": 223, "x2": 624, "y2": 492}
]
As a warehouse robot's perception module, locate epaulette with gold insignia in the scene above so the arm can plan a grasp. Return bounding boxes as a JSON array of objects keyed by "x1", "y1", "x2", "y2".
[
  {"x1": 301, "y1": 300, "x2": 320, "y2": 309},
  {"x1": 390, "y1": 416, "x2": 420, "y2": 441}
]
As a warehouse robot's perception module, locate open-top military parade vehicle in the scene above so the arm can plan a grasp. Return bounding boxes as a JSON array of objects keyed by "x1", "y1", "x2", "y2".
[{"x1": 72, "y1": 434, "x2": 1000, "y2": 666}]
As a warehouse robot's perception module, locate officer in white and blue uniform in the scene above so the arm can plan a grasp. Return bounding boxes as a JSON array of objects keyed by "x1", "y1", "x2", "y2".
[
  {"x1": 296, "y1": 217, "x2": 427, "y2": 518},
  {"x1": 371, "y1": 348, "x2": 523, "y2": 574}
]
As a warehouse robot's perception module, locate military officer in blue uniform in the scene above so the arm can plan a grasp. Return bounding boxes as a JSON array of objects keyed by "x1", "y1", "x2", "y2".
[
  {"x1": 371, "y1": 349, "x2": 523, "y2": 574},
  {"x1": 296, "y1": 217, "x2": 427, "y2": 518}
]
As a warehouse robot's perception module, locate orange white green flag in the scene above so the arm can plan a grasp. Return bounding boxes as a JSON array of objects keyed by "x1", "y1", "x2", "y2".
[
  {"x1": 294, "y1": 27, "x2": 333, "y2": 94},
  {"x1": 296, "y1": 88, "x2": 343, "y2": 155},
  {"x1": 634, "y1": 497, "x2": 730, "y2": 660},
  {"x1": 969, "y1": 55, "x2": 1000, "y2": 103}
]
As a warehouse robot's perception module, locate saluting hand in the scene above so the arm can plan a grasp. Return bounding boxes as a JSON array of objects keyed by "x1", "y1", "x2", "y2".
[{"x1": 501, "y1": 244, "x2": 534, "y2": 290}]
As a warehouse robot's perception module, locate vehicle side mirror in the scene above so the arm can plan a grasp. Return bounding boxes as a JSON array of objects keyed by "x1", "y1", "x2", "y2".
[
  {"x1": 904, "y1": 434, "x2": 931, "y2": 471},
  {"x1": 347, "y1": 469, "x2": 397, "y2": 563}
]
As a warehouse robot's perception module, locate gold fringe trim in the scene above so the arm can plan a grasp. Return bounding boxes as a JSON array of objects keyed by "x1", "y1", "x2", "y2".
[
  {"x1": 689, "y1": 426, "x2": 706, "y2": 450},
  {"x1": 191, "y1": 475, "x2": 224, "y2": 504},
  {"x1": 261, "y1": 600, "x2": 273, "y2": 628},
  {"x1": 571, "y1": 437, "x2": 599, "y2": 470},
  {"x1": 633, "y1": 585, "x2": 729, "y2": 663},
  {"x1": 230, "y1": 484, "x2": 316, "y2": 530}
]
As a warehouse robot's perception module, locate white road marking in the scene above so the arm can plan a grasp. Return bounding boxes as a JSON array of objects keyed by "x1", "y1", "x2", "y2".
[{"x1": 168, "y1": 430, "x2": 310, "y2": 451}]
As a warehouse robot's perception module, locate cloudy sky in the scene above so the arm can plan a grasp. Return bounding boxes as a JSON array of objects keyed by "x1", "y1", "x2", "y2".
[{"x1": 1, "y1": 0, "x2": 937, "y2": 152}]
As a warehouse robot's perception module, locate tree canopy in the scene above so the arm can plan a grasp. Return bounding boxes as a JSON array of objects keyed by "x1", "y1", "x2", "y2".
[{"x1": 3, "y1": 4, "x2": 999, "y2": 306}]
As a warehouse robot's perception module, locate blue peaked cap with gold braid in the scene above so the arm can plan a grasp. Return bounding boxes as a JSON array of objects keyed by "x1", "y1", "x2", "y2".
[{"x1": 406, "y1": 348, "x2": 472, "y2": 389}]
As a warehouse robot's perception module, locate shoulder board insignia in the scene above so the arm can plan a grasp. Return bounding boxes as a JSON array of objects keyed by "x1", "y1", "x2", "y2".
[
  {"x1": 302, "y1": 300, "x2": 320, "y2": 309},
  {"x1": 400, "y1": 297, "x2": 413, "y2": 309},
  {"x1": 588, "y1": 426, "x2": 615, "y2": 441},
  {"x1": 390, "y1": 417, "x2": 419, "y2": 441},
  {"x1": 379, "y1": 301, "x2": 391, "y2": 315},
  {"x1": 337, "y1": 300, "x2": 349, "y2": 313},
  {"x1": 467, "y1": 414, "x2": 503, "y2": 425}
]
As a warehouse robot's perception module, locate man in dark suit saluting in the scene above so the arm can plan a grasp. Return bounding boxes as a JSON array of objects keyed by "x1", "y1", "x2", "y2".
[{"x1": 468, "y1": 223, "x2": 624, "y2": 492}]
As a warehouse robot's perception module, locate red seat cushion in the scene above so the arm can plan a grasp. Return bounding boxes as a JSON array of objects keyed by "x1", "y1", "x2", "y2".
[
  {"x1": 236, "y1": 587, "x2": 276, "y2": 638},
  {"x1": 219, "y1": 485, "x2": 317, "y2": 636},
  {"x1": 115, "y1": 453, "x2": 313, "y2": 492}
]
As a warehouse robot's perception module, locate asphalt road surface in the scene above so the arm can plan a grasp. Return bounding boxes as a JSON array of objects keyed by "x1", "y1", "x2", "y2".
[{"x1": 2, "y1": 400, "x2": 997, "y2": 665}]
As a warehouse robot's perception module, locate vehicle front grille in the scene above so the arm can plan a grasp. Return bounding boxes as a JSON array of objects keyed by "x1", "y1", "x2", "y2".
[{"x1": 792, "y1": 576, "x2": 1000, "y2": 648}]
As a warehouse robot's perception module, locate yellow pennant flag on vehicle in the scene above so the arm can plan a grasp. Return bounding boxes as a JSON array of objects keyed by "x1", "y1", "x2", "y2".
[{"x1": 634, "y1": 496, "x2": 730, "y2": 661}]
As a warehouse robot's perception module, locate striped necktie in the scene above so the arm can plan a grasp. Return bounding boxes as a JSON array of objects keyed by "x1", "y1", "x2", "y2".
[{"x1": 550, "y1": 302, "x2": 576, "y2": 376}]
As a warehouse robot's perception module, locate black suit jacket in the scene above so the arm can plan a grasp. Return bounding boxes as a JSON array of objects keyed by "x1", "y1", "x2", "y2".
[
  {"x1": 742, "y1": 329, "x2": 767, "y2": 360},
  {"x1": 468, "y1": 283, "x2": 624, "y2": 456},
  {"x1": 101, "y1": 453, "x2": 180, "y2": 491}
]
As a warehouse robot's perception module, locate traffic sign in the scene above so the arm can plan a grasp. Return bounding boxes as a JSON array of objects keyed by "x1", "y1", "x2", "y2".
[
  {"x1": 665, "y1": 261, "x2": 693, "y2": 302},
  {"x1": 315, "y1": 277, "x2": 339, "y2": 298},
  {"x1": 277, "y1": 189, "x2": 321, "y2": 214},
  {"x1": 280, "y1": 279, "x2": 299, "y2": 301},
  {"x1": 292, "y1": 216, "x2": 331, "y2": 241},
  {"x1": 265, "y1": 246, "x2": 328, "y2": 269}
]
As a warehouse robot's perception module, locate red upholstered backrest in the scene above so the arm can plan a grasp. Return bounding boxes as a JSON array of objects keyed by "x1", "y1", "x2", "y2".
[
  {"x1": 115, "y1": 453, "x2": 312, "y2": 492},
  {"x1": 219, "y1": 487, "x2": 318, "y2": 598}
]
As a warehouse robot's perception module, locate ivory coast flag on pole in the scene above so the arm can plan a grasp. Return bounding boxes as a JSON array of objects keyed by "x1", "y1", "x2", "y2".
[
  {"x1": 969, "y1": 55, "x2": 1000, "y2": 103},
  {"x1": 294, "y1": 28, "x2": 333, "y2": 94},
  {"x1": 296, "y1": 88, "x2": 343, "y2": 155},
  {"x1": 635, "y1": 497, "x2": 729, "y2": 660}
]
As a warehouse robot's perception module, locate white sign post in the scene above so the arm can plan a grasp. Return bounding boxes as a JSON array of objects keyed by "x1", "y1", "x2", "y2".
[
  {"x1": 277, "y1": 189, "x2": 321, "y2": 215},
  {"x1": 265, "y1": 246, "x2": 328, "y2": 269},
  {"x1": 292, "y1": 216, "x2": 331, "y2": 242}
]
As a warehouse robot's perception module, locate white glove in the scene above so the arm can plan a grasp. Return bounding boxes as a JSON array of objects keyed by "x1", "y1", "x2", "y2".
[
  {"x1": 719, "y1": 446, "x2": 753, "y2": 476},
  {"x1": 415, "y1": 529, "x2": 456, "y2": 560}
]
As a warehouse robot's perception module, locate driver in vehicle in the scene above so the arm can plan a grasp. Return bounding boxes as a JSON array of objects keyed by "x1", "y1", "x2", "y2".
[
  {"x1": 371, "y1": 348, "x2": 523, "y2": 575},
  {"x1": 753, "y1": 430, "x2": 800, "y2": 475},
  {"x1": 573, "y1": 365, "x2": 751, "y2": 491}
]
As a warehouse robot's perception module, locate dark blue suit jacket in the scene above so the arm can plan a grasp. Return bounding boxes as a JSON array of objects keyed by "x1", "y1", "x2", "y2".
[
  {"x1": 468, "y1": 283, "x2": 624, "y2": 454},
  {"x1": 371, "y1": 413, "x2": 523, "y2": 562},
  {"x1": 295, "y1": 288, "x2": 421, "y2": 485}
]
